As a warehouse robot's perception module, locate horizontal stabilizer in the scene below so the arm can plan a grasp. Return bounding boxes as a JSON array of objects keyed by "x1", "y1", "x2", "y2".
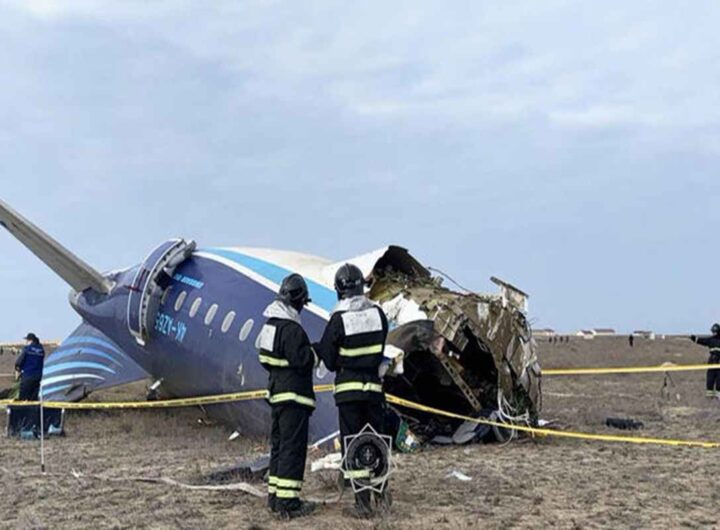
[
  {"x1": 0, "y1": 198, "x2": 112, "y2": 293},
  {"x1": 41, "y1": 322, "x2": 149, "y2": 401}
]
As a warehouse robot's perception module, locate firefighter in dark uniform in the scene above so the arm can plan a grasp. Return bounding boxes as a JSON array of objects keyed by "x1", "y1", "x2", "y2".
[
  {"x1": 258, "y1": 274, "x2": 317, "y2": 519},
  {"x1": 314, "y1": 263, "x2": 390, "y2": 517},
  {"x1": 15, "y1": 333, "x2": 45, "y2": 401},
  {"x1": 691, "y1": 323, "x2": 720, "y2": 398}
]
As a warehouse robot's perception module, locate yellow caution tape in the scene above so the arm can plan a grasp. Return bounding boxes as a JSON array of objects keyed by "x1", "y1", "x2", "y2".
[
  {"x1": 2, "y1": 382, "x2": 718, "y2": 449},
  {"x1": 0, "y1": 390, "x2": 269, "y2": 409},
  {"x1": 0, "y1": 384, "x2": 336, "y2": 410},
  {"x1": 384, "y1": 394, "x2": 720, "y2": 449},
  {"x1": 543, "y1": 363, "x2": 720, "y2": 376}
]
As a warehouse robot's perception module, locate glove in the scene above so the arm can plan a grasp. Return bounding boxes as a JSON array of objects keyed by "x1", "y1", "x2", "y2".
[
  {"x1": 690, "y1": 335, "x2": 697, "y2": 343},
  {"x1": 378, "y1": 359, "x2": 392, "y2": 379},
  {"x1": 14, "y1": 370, "x2": 20, "y2": 382}
]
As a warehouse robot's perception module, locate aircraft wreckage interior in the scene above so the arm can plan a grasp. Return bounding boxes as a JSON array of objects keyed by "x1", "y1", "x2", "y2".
[{"x1": 364, "y1": 247, "x2": 542, "y2": 444}]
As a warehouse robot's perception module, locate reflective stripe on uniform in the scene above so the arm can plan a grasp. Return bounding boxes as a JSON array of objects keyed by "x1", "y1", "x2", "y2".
[
  {"x1": 334, "y1": 382, "x2": 383, "y2": 394},
  {"x1": 258, "y1": 355, "x2": 290, "y2": 367},
  {"x1": 339, "y1": 344, "x2": 383, "y2": 357},
  {"x1": 344, "y1": 469, "x2": 371, "y2": 479},
  {"x1": 276, "y1": 478, "x2": 303, "y2": 489},
  {"x1": 268, "y1": 392, "x2": 316, "y2": 407},
  {"x1": 268, "y1": 475, "x2": 278, "y2": 494},
  {"x1": 276, "y1": 488, "x2": 300, "y2": 499},
  {"x1": 711, "y1": 348, "x2": 720, "y2": 353}
]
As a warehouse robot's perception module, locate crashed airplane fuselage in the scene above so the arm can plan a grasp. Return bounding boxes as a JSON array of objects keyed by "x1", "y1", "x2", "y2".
[{"x1": 0, "y1": 199, "x2": 541, "y2": 444}]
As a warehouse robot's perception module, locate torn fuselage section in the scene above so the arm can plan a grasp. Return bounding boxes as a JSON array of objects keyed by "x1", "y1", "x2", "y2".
[{"x1": 365, "y1": 247, "x2": 541, "y2": 442}]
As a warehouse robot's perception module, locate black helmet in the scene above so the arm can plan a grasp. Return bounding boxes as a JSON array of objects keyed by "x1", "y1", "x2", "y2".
[
  {"x1": 334, "y1": 263, "x2": 365, "y2": 300},
  {"x1": 278, "y1": 273, "x2": 311, "y2": 311},
  {"x1": 713, "y1": 323, "x2": 720, "y2": 336}
]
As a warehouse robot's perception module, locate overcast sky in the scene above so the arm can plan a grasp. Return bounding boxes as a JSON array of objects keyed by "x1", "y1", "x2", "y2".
[{"x1": 1, "y1": 0, "x2": 718, "y2": 340}]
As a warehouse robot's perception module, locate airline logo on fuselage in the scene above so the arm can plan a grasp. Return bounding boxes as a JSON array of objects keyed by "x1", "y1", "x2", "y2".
[{"x1": 173, "y1": 273, "x2": 205, "y2": 289}]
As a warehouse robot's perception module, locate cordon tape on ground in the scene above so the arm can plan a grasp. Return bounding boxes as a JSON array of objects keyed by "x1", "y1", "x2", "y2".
[
  {"x1": 542, "y1": 363, "x2": 720, "y2": 376},
  {"x1": 2, "y1": 375, "x2": 720, "y2": 449},
  {"x1": 3, "y1": 362, "x2": 717, "y2": 380}
]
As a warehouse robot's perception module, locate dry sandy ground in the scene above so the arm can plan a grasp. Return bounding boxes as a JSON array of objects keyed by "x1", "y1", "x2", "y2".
[{"x1": 2, "y1": 337, "x2": 720, "y2": 529}]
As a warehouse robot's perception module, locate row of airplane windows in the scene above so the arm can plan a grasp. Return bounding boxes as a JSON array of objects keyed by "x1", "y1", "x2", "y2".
[{"x1": 166, "y1": 288, "x2": 255, "y2": 342}]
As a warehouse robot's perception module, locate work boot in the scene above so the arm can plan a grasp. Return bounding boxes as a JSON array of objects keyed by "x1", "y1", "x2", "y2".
[
  {"x1": 706, "y1": 390, "x2": 716, "y2": 399},
  {"x1": 275, "y1": 500, "x2": 317, "y2": 519}
]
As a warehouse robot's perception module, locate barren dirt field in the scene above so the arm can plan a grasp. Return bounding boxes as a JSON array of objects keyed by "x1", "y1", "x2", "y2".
[{"x1": 2, "y1": 336, "x2": 720, "y2": 529}]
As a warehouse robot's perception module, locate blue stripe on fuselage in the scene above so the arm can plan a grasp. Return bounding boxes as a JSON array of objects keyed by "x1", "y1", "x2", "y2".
[
  {"x1": 43, "y1": 361, "x2": 116, "y2": 376},
  {"x1": 41, "y1": 383, "x2": 74, "y2": 398},
  {"x1": 59, "y1": 336, "x2": 124, "y2": 356},
  {"x1": 203, "y1": 248, "x2": 337, "y2": 313},
  {"x1": 47, "y1": 347, "x2": 123, "y2": 367}
]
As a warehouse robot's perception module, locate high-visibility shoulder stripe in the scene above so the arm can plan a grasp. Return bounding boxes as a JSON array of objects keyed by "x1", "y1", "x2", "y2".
[
  {"x1": 339, "y1": 344, "x2": 383, "y2": 357},
  {"x1": 258, "y1": 355, "x2": 290, "y2": 367},
  {"x1": 334, "y1": 382, "x2": 383, "y2": 394},
  {"x1": 268, "y1": 392, "x2": 316, "y2": 408}
]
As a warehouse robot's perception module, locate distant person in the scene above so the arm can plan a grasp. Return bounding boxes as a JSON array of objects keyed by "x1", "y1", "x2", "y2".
[
  {"x1": 629, "y1": 335, "x2": 634, "y2": 348},
  {"x1": 257, "y1": 274, "x2": 317, "y2": 519},
  {"x1": 690, "y1": 323, "x2": 720, "y2": 398},
  {"x1": 14, "y1": 332, "x2": 45, "y2": 401}
]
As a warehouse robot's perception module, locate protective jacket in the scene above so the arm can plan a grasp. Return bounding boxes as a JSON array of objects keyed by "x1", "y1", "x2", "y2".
[
  {"x1": 694, "y1": 335, "x2": 720, "y2": 393},
  {"x1": 258, "y1": 301, "x2": 316, "y2": 409},
  {"x1": 15, "y1": 343, "x2": 45, "y2": 379},
  {"x1": 315, "y1": 296, "x2": 388, "y2": 404},
  {"x1": 695, "y1": 335, "x2": 720, "y2": 355}
]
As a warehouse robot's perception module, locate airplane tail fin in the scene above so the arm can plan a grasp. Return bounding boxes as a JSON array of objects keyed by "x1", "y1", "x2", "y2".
[{"x1": 0, "y1": 198, "x2": 112, "y2": 293}]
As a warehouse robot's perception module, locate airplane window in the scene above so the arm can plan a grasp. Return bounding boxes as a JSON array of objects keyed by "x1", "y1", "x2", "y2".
[
  {"x1": 189, "y1": 297, "x2": 202, "y2": 318},
  {"x1": 174, "y1": 291, "x2": 187, "y2": 312},
  {"x1": 205, "y1": 304, "x2": 219, "y2": 326},
  {"x1": 221, "y1": 311, "x2": 236, "y2": 333},
  {"x1": 239, "y1": 319, "x2": 254, "y2": 342}
]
